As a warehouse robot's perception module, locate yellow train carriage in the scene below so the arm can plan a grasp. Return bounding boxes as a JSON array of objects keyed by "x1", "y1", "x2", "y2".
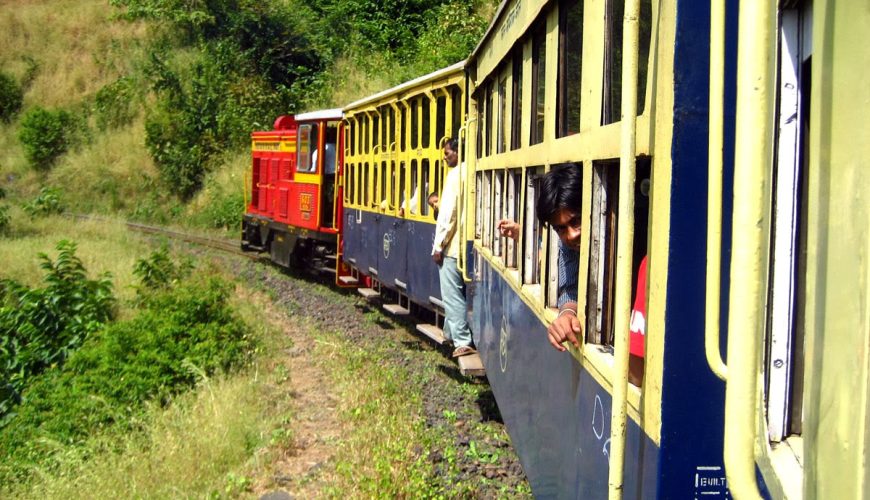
[{"x1": 341, "y1": 63, "x2": 468, "y2": 313}]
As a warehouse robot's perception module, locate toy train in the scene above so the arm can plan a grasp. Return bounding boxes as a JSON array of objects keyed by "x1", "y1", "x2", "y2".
[{"x1": 243, "y1": 0, "x2": 870, "y2": 497}]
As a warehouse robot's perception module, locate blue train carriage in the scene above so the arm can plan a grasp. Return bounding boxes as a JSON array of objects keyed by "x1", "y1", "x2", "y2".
[
  {"x1": 463, "y1": 0, "x2": 870, "y2": 498},
  {"x1": 341, "y1": 63, "x2": 468, "y2": 338},
  {"x1": 464, "y1": 0, "x2": 667, "y2": 495}
]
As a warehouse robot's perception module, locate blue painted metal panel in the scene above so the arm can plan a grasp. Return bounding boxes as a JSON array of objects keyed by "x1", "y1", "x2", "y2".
[
  {"x1": 342, "y1": 209, "x2": 362, "y2": 265},
  {"x1": 377, "y1": 215, "x2": 408, "y2": 289},
  {"x1": 404, "y1": 220, "x2": 441, "y2": 306},
  {"x1": 356, "y1": 212, "x2": 381, "y2": 276},
  {"x1": 471, "y1": 257, "x2": 658, "y2": 498}
]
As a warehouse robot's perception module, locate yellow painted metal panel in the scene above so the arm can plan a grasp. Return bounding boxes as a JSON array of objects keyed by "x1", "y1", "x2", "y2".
[{"x1": 799, "y1": 2, "x2": 870, "y2": 499}]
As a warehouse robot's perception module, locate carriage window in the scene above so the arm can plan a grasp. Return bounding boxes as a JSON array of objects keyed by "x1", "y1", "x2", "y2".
[
  {"x1": 436, "y1": 95, "x2": 447, "y2": 147},
  {"x1": 511, "y1": 47, "x2": 523, "y2": 150},
  {"x1": 475, "y1": 172, "x2": 483, "y2": 239},
  {"x1": 388, "y1": 106, "x2": 396, "y2": 149},
  {"x1": 482, "y1": 171, "x2": 493, "y2": 248},
  {"x1": 363, "y1": 163, "x2": 370, "y2": 206},
  {"x1": 531, "y1": 24, "x2": 547, "y2": 145},
  {"x1": 421, "y1": 160, "x2": 431, "y2": 217},
  {"x1": 523, "y1": 168, "x2": 544, "y2": 284},
  {"x1": 451, "y1": 86, "x2": 463, "y2": 139},
  {"x1": 498, "y1": 75, "x2": 508, "y2": 154},
  {"x1": 422, "y1": 95, "x2": 431, "y2": 149},
  {"x1": 492, "y1": 169, "x2": 504, "y2": 255},
  {"x1": 587, "y1": 161, "x2": 618, "y2": 345},
  {"x1": 409, "y1": 161, "x2": 419, "y2": 215},
  {"x1": 603, "y1": 0, "x2": 652, "y2": 124},
  {"x1": 487, "y1": 82, "x2": 495, "y2": 156},
  {"x1": 372, "y1": 113, "x2": 380, "y2": 150},
  {"x1": 764, "y1": 5, "x2": 810, "y2": 444},
  {"x1": 476, "y1": 92, "x2": 485, "y2": 159},
  {"x1": 505, "y1": 168, "x2": 521, "y2": 268},
  {"x1": 401, "y1": 104, "x2": 408, "y2": 152},
  {"x1": 557, "y1": 0, "x2": 584, "y2": 137},
  {"x1": 363, "y1": 115, "x2": 370, "y2": 153},
  {"x1": 411, "y1": 98, "x2": 419, "y2": 150},
  {"x1": 297, "y1": 123, "x2": 318, "y2": 172}
]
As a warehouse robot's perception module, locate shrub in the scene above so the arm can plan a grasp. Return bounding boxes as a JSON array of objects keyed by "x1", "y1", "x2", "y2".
[
  {"x1": 0, "y1": 275, "x2": 254, "y2": 482},
  {"x1": 0, "y1": 206, "x2": 9, "y2": 233},
  {"x1": 17, "y1": 107, "x2": 75, "y2": 168},
  {"x1": 93, "y1": 76, "x2": 138, "y2": 130},
  {"x1": 0, "y1": 241, "x2": 115, "y2": 418},
  {"x1": 22, "y1": 187, "x2": 65, "y2": 218},
  {"x1": 0, "y1": 72, "x2": 23, "y2": 123},
  {"x1": 203, "y1": 189, "x2": 244, "y2": 231},
  {"x1": 133, "y1": 245, "x2": 193, "y2": 292}
]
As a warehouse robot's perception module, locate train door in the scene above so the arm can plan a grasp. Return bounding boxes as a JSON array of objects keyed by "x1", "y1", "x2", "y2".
[
  {"x1": 377, "y1": 104, "x2": 407, "y2": 289},
  {"x1": 320, "y1": 121, "x2": 340, "y2": 229}
]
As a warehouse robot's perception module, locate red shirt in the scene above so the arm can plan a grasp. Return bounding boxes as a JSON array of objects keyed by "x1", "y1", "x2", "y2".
[{"x1": 629, "y1": 256, "x2": 648, "y2": 357}]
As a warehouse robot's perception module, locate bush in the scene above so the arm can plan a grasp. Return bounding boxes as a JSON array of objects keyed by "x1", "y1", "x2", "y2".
[
  {"x1": 0, "y1": 275, "x2": 254, "y2": 482},
  {"x1": 93, "y1": 76, "x2": 138, "y2": 130},
  {"x1": 0, "y1": 241, "x2": 115, "y2": 419},
  {"x1": 203, "y1": 189, "x2": 244, "y2": 230},
  {"x1": 133, "y1": 245, "x2": 192, "y2": 292},
  {"x1": 0, "y1": 206, "x2": 9, "y2": 233},
  {"x1": 17, "y1": 107, "x2": 75, "y2": 168},
  {"x1": 0, "y1": 72, "x2": 23, "y2": 123},
  {"x1": 22, "y1": 186, "x2": 65, "y2": 218}
]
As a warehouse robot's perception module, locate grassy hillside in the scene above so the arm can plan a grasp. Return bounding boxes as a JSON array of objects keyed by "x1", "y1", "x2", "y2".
[{"x1": 0, "y1": 0, "x2": 497, "y2": 232}]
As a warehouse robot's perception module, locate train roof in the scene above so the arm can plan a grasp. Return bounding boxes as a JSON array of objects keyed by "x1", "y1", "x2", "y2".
[
  {"x1": 294, "y1": 108, "x2": 343, "y2": 121},
  {"x1": 343, "y1": 61, "x2": 466, "y2": 111}
]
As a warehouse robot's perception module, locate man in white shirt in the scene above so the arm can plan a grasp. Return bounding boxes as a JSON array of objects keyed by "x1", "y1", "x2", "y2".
[{"x1": 432, "y1": 138, "x2": 475, "y2": 357}]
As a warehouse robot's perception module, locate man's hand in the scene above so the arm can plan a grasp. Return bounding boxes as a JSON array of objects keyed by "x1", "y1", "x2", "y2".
[
  {"x1": 548, "y1": 308, "x2": 582, "y2": 352},
  {"x1": 432, "y1": 250, "x2": 443, "y2": 265},
  {"x1": 496, "y1": 219, "x2": 520, "y2": 240}
]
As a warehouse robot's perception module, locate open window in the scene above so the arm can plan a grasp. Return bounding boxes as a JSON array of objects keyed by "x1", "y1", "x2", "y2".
[
  {"x1": 511, "y1": 47, "x2": 524, "y2": 151},
  {"x1": 492, "y1": 169, "x2": 504, "y2": 256},
  {"x1": 763, "y1": 3, "x2": 811, "y2": 446},
  {"x1": 297, "y1": 123, "x2": 319, "y2": 172},
  {"x1": 557, "y1": 0, "x2": 584, "y2": 138},
  {"x1": 498, "y1": 71, "x2": 508, "y2": 154},
  {"x1": 523, "y1": 167, "x2": 544, "y2": 285},
  {"x1": 587, "y1": 161, "x2": 618, "y2": 345},
  {"x1": 602, "y1": 0, "x2": 652, "y2": 125},
  {"x1": 505, "y1": 168, "x2": 521, "y2": 269},
  {"x1": 530, "y1": 23, "x2": 547, "y2": 145},
  {"x1": 481, "y1": 170, "x2": 493, "y2": 249}
]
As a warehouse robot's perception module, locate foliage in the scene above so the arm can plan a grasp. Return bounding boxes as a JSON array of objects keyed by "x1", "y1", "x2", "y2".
[
  {"x1": 0, "y1": 206, "x2": 9, "y2": 234},
  {"x1": 201, "y1": 189, "x2": 244, "y2": 231},
  {"x1": 93, "y1": 76, "x2": 139, "y2": 130},
  {"x1": 0, "y1": 72, "x2": 24, "y2": 124},
  {"x1": 22, "y1": 187, "x2": 65, "y2": 218},
  {"x1": 0, "y1": 241, "x2": 115, "y2": 419},
  {"x1": 17, "y1": 107, "x2": 75, "y2": 169},
  {"x1": 133, "y1": 245, "x2": 192, "y2": 291},
  {"x1": 0, "y1": 274, "x2": 254, "y2": 483}
]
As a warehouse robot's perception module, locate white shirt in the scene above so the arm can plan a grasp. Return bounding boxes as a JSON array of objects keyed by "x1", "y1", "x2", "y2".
[{"x1": 432, "y1": 162, "x2": 465, "y2": 258}]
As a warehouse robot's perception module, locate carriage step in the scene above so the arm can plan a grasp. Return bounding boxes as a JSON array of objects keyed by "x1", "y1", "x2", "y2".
[
  {"x1": 358, "y1": 287, "x2": 379, "y2": 300},
  {"x1": 428, "y1": 296, "x2": 445, "y2": 310},
  {"x1": 383, "y1": 303, "x2": 410, "y2": 316},
  {"x1": 458, "y1": 353, "x2": 486, "y2": 377},
  {"x1": 325, "y1": 254, "x2": 337, "y2": 260},
  {"x1": 416, "y1": 324, "x2": 449, "y2": 345},
  {"x1": 338, "y1": 275, "x2": 358, "y2": 285},
  {"x1": 315, "y1": 266, "x2": 336, "y2": 275}
]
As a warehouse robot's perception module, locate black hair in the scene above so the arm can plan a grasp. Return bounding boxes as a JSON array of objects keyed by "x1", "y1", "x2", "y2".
[
  {"x1": 536, "y1": 163, "x2": 582, "y2": 225},
  {"x1": 444, "y1": 137, "x2": 459, "y2": 153},
  {"x1": 427, "y1": 192, "x2": 439, "y2": 202}
]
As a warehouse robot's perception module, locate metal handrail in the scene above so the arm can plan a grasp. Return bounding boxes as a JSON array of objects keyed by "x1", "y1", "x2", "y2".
[
  {"x1": 705, "y1": 0, "x2": 728, "y2": 381},
  {"x1": 723, "y1": 1, "x2": 775, "y2": 498},
  {"x1": 607, "y1": 0, "x2": 640, "y2": 498},
  {"x1": 456, "y1": 123, "x2": 472, "y2": 282}
]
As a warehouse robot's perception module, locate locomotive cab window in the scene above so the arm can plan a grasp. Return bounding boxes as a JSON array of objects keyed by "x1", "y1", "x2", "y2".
[{"x1": 297, "y1": 123, "x2": 318, "y2": 173}]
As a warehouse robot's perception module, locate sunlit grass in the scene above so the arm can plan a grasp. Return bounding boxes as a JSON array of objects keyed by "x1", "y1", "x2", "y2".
[
  {"x1": 0, "y1": 213, "x2": 154, "y2": 305},
  {"x1": 0, "y1": 0, "x2": 149, "y2": 108}
]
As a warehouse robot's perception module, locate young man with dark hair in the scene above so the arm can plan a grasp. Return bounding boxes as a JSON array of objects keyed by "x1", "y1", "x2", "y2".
[
  {"x1": 535, "y1": 164, "x2": 583, "y2": 352},
  {"x1": 432, "y1": 138, "x2": 475, "y2": 357}
]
